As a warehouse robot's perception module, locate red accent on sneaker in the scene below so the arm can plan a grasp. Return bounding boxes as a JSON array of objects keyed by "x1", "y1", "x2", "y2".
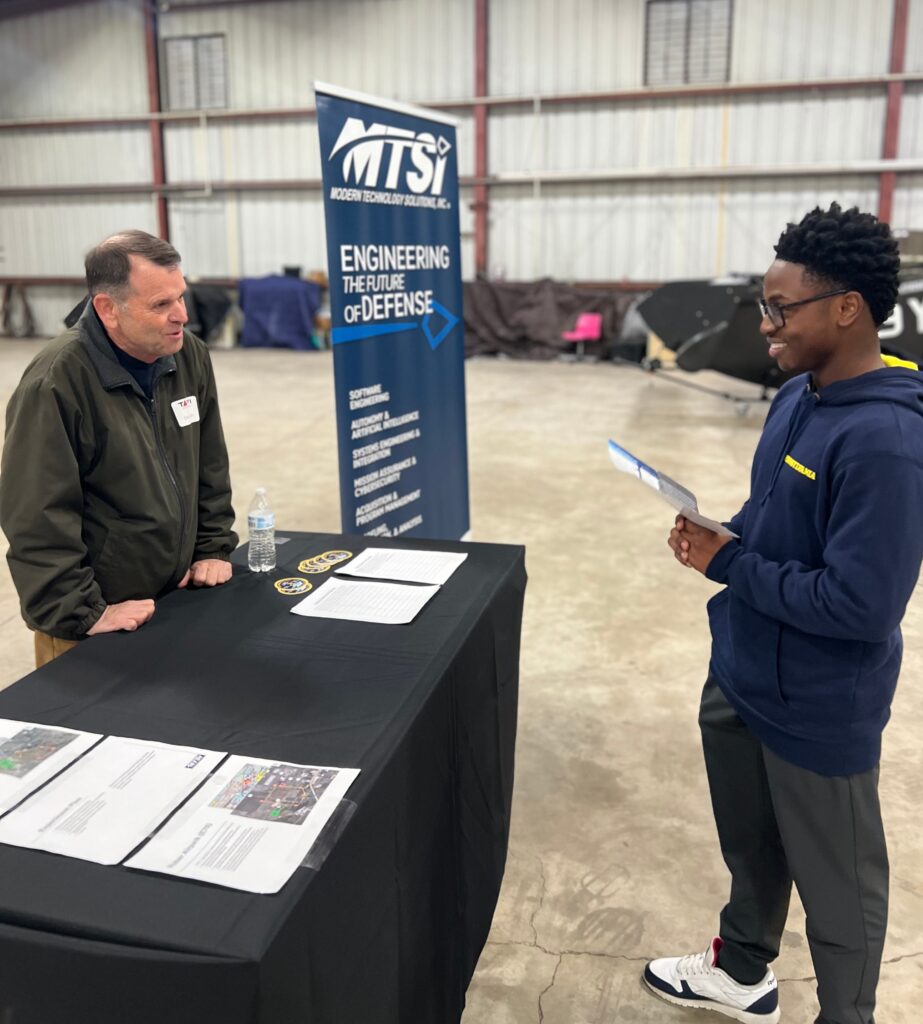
[{"x1": 709, "y1": 936, "x2": 724, "y2": 967}]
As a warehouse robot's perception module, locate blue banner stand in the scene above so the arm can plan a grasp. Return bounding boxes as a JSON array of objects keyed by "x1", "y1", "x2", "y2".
[{"x1": 315, "y1": 82, "x2": 470, "y2": 541}]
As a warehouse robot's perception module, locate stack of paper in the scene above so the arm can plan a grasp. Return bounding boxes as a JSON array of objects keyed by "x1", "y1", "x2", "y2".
[
  {"x1": 0, "y1": 719, "x2": 361, "y2": 894},
  {"x1": 0, "y1": 719, "x2": 100, "y2": 816},
  {"x1": 292, "y1": 547, "x2": 466, "y2": 624},
  {"x1": 0, "y1": 736, "x2": 224, "y2": 865},
  {"x1": 126, "y1": 755, "x2": 359, "y2": 893},
  {"x1": 335, "y1": 548, "x2": 467, "y2": 586},
  {"x1": 291, "y1": 577, "x2": 439, "y2": 624}
]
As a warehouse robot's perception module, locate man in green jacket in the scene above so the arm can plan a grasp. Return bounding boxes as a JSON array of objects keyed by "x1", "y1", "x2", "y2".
[{"x1": 1, "y1": 230, "x2": 237, "y2": 667}]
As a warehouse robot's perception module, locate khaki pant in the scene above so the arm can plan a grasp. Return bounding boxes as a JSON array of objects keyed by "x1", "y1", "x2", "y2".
[{"x1": 34, "y1": 631, "x2": 79, "y2": 669}]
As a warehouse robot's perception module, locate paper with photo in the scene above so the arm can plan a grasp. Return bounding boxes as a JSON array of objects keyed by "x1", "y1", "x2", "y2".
[
  {"x1": 0, "y1": 736, "x2": 224, "y2": 865},
  {"x1": 0, "y1": 719, "x2": 101, "y2": 817},
  {"x1": 125, "y1": 755, "x2": 360, "y2": 893},
  {"x1": 607, "y1": 439, "x2": 735, "y2": 537},
  {"x1": 335, "y1": 547, "x2": 467, "y2": 586},
  {"x1": 290, "y1": 576, "x2": 439, "y2": 624}
]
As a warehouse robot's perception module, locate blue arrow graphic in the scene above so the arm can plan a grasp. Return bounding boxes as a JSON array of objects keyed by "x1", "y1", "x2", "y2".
[{"x1": 331, "y1": 300, "x2": 459, "y2": 350}]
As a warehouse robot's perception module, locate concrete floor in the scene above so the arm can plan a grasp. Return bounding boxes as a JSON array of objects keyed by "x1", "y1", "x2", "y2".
[{"x1": 0, "y1": 340, "x2": 921, "y2": 1022}]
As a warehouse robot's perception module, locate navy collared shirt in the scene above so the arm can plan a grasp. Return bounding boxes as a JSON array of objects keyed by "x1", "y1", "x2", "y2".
[{"x1": 106, "y1": 338, "x2": 162, "y2": 398}]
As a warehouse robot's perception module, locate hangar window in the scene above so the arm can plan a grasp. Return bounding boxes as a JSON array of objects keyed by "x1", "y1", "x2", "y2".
[
  {"x1": 644, "y1": 0, "x2": 733, "y2": 86},
  {"x1": 163, "y1": 34, "x2": 228, "y2": 111}
]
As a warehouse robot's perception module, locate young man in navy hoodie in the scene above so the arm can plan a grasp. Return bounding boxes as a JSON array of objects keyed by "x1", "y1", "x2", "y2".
[{"x1": 644, "y1": 204, "x2": 923, "y2": 1024}]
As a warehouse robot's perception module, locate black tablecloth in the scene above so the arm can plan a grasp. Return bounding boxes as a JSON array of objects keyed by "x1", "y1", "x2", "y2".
[{"x1": 0, "y1": 532, "x2": 525, "y2": 1024}]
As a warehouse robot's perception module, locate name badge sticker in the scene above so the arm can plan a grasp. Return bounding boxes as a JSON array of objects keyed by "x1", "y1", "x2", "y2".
[{"x1": 171, "y1": 396, "x2": 200, "y2": 427}]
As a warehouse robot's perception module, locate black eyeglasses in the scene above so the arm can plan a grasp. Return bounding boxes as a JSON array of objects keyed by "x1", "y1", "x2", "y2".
[{"x1": 758, "y1": 289, "x2": 849, "y2": 329}]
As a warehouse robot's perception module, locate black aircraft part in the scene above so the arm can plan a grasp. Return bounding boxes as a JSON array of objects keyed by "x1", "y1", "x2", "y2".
[
  {"x1": 637, "y1": 279, "x2": 753, "y2": 351},
  {"x1": 638, "y1": 274, "x2": 923, "y2": 389},
  {"x1": 638, "y1": 279, "x2": 793, "y2": 387},
  {"x1": 881, "y1": 277, "x2": 923, "y2": 361}
]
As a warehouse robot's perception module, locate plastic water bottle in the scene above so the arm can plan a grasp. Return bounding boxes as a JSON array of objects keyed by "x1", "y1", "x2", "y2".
[{"x1": 247, "y1": 488, "x2": 276, "y2": 572}]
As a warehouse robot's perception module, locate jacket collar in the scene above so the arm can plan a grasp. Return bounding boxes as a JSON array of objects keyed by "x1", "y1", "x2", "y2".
[{"x1": 77, "y1": 301, "x2": 177, "y2": 394}]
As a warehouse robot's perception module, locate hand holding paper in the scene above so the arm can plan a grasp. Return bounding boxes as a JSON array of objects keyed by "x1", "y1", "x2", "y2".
[
  {"x1": 670, "y1": 514, "x2": 734, "y2": 573},
  {"x1": 607, "y1": 440, "x2": 736, "y2": 538}
]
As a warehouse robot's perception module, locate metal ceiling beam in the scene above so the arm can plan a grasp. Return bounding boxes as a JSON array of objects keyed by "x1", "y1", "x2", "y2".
[
  {"x1": 5, "y1": 160, "x2": 923, "y2": 200},
  {"x1": 159, "y1": 0, "x2": 308, "y2": 10},
  {"x1": 3, "y1": 73, "x2": 923, "y2": 133},
  {"x1": 471, "y1": 72, "x2": 923, "y2": 110},
  {"x1": 482, "y1": 159, "x2": 923, "y2": 186},
  {"x1": 0, "y1": 108, "x2": 317, "y2": 131}
]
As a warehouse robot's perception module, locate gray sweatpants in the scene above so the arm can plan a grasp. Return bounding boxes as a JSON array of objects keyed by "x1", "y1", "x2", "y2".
[{"x1": 698, "y1": 676, "x2": 888, "y2": 1024}]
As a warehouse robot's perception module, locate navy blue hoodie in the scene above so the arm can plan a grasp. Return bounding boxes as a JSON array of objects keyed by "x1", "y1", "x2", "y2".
[{"x1": 704, "y1": 364, "x2": 923, "y2": 776}]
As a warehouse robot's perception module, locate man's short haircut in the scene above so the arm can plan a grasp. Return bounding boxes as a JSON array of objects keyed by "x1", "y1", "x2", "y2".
[
  {"x1": 773, "y1": 202, "x2": 900, "y2": 326},
  {"x1": 85, "y1": 230, "x2": 181, "y2": 299}
]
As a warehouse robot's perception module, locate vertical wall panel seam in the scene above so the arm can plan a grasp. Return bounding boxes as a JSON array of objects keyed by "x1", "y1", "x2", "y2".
[
  {"x1": 474, "y1": 0, "x2": 489, "y2": 276},
  {"x1": 879, "y1": 0, "x2": 909, "y2": 222},
  {"x1": 144, "y1": 0, "x2": 169, "y2": 239}
]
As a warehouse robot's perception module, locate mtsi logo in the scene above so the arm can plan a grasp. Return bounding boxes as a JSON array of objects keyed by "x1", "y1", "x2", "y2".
[{"x1": 330, "y1": 118, "x2": 451, "y2": 195}]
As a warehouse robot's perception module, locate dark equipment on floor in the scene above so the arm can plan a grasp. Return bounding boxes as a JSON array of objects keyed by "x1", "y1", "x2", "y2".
[{"x1": 637, "y1": 273, "x2": 923, "y2": 408}]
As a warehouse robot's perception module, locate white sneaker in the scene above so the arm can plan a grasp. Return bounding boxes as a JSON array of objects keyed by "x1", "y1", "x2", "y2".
[{"x1": 643, "y1": 937, "x2": 780, "y2": 1024}]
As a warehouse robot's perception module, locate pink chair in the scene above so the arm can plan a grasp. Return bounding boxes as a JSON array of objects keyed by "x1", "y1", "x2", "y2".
[{"x1": 561, "y1": 312, "x2": 603, "y2": 360}]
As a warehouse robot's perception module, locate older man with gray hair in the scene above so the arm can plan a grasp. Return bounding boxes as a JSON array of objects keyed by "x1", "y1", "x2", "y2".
[{"x1": 0, "y1": 230, "x2": 237, "y2": 668}]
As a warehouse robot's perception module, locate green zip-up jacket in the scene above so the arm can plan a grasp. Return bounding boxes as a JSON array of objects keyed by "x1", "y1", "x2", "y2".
[{"x1": 0, "y1": 304, "x2": 237, "y2": 641}]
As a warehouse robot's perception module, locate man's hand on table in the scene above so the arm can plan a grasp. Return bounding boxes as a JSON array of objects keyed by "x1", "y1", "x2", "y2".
[
  {"x1": 85, "y1": 560, "x2": 231, "y2": 638},
  {"x1": 668, "y1": 515, "x2": 732, "y2": 574},
  {"x1": 87, "y1": 599, "x2": 156, "y2": 635},
  {"x1": 178, "y1": 559, "x2": 233, "y2": 589}
]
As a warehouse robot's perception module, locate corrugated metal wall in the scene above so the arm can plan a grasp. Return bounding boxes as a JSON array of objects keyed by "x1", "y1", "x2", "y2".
[
  {"x1": 161, "y1": 0, "x2": 473, "y2": 105},
  {"x1": 486, "y1": 0, "x2": 915, "y2": 281},
  {"x1": 1, "y1": 0, "x2": 922, "y2": 335},
  {"x1": 0, "y1": 0, "x2": 149, "y2": 117},
  {"x1": 158, "y1": 0, "x2": 475, "y2": 284},
  {"x1": 0, "y1": 1, "x2": 154, "y2": 320},
  {"x1": 731, "y1": 0, "x2": 889, "y2": 80}
]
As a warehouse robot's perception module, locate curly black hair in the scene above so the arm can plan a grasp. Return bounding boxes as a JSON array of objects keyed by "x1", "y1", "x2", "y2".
[{"x1": 773, "y1": 202, "x2": 900, "y2": 326}]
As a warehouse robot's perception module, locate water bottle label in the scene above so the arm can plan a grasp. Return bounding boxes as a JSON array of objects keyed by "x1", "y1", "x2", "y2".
[{"x1": 248, "y1": 513, "x2": 275, "y2": 530}]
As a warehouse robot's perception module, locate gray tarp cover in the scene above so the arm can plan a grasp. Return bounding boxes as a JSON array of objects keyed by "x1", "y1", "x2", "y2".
[{"x1": 463, "y1": 278, "x2": 645, "y2": 360}]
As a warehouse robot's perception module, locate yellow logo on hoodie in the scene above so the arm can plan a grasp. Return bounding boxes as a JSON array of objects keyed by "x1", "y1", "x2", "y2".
[{"x1": 784, "y1": 455, "x2": 816, "y2": 481}]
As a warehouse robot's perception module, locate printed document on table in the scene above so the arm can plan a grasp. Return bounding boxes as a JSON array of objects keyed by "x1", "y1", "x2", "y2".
[
  {"x1": 336, "y1": 547, "x2": 467, "y2": 586},
  {"x1": 290, "y1": 577, "x2": 440, "y2": 624},
  {"x1": 125, "y1": 755, "x2": 360, "y2": 894},
  {"x1": 607, "y1": 440, "x2": 736, "y2": 537},
  {"x1": 0, "y1": 720, "x2": 101, "y2": 817},
  {"x1": 0, "y1": 736, "x2": 224, "y2": 865}
]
